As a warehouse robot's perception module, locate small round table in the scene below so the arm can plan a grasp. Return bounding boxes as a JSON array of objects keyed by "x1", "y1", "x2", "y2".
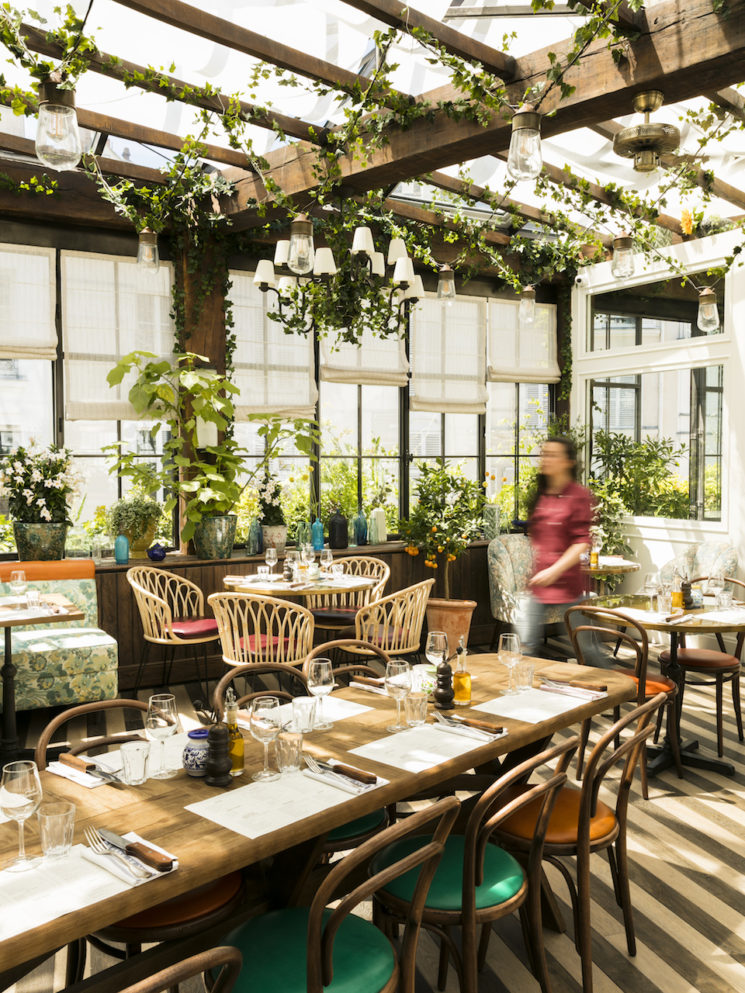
[
  {"x1": 583, "y1": 557, "x2": 640, "y2": 594},
  {"x1": 223, "y1": 573, "x2": 377, "y2": 600}
]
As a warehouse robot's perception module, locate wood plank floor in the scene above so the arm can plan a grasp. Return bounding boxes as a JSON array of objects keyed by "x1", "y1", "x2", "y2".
[{"x1": 11, "y1": 650, "x2": 745, "y2": 993}]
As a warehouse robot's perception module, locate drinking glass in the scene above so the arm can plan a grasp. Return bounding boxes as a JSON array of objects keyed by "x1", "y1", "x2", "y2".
[
  {"x1": 38, "y1": 800, "x2": 75, "y2": 859},
  {"x1": 265, "y1": 547, "x2": 278, "y2": 573},
  {"x1": 276, "y1": 728, "x2": 303, "y2": 773},
  {"x1": 249, "y1": 696, "x2": 281, "y2": 782},
  {"x1": 285, "y1": 549, "x2": 299, "y2": 577},
  {"x1": 0, "y1": 760, "x2": 42, "y2": 871},
  {"x1": 707, "y1": 572, "x2": 725, "y2": 599},
  {"x1": 642, "y1": 571, "x2": 660, "y2": 609},
  {"x1": 9, "y1": 570, "x2": 26, "y2": 602},
  {"x1": 301, "y1": 544, "x2": 315, "y2": 567},
  {"x1": 307, "y1": 659, "x2": 334, "y2": 730},
  {"x1": 385, "y1": 659, "x2": 412, "y2": 732},
  {"x1": 331, "y1": 562, "x2": 345, "y2": 579},
  {"x1": 498, "y1": 633, "x2": 522, "y2": 695},
  {"x1": 146, "y1": 694, "x2": 178, "y2": 779},
  {"x1": 319, "y1": 548, "x2": 333, "y2": 570},
  {"x1": 425, "y1": 630, "x2": 448, "y2": 667}
]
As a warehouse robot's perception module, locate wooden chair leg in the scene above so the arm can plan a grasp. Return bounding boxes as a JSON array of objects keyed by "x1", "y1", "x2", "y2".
[
  {"x1": 437, "y1": 933, "x2": 450, "y2": 991},
  {"x1": 477, "y1": 922, "x2": 492, "y2": 972},
  {"x1": 134, "y1": 640, "x2": 150, "y2": 692},
  {"x1": 610, "y1": 835, "x2": 636, "y2": 957},
  {"x1": 164, "y1": 645, "x2": 176, "y2": 687},
  {"x1": 639, "y1": 741, "x2": 649, "y2": 800},
  {"x1": 732, "y1": 671, "x2": 744, "y2": 742},
  {"x1": 575, "y1": 851, "x2": 595, "y2": 993},
  {"x1": 576, "y1": 718, "x2": 591, "y2": 781},
  {"x1": 523, "y1": 861, "x2": 554, "y2": 993},
  {"x1": 716, "y1": 674, "x2": 724, "y2": 757},
  {"x1": 652, "y1": 703, "x2": 664, "y2": 744}
]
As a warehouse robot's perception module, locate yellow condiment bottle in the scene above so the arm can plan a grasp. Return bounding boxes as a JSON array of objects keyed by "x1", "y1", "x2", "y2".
[
  {"x1": 671, "y1": 572, "x2": 684, "y2": 610},
  {"x1": 224, "y1": 688, "x2": 244, "y2": 777},
  {"x1": 453, "y1": 638, "x2": 471, "y2": 707}
]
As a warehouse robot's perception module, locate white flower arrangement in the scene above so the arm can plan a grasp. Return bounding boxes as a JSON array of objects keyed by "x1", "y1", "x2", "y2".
[{"x1": 0, "y1": 444, "x2": 76, "y2": 524}]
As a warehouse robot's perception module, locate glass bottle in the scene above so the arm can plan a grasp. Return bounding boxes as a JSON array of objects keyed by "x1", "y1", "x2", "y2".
[
  {"x1": 311, "y1": 516, "x2": 325, "y2": 551},
  {"x1": 224, "y1": 688, "x2": 244, "y2": 777},
  {"x1": 671, "y1": 572, "x2": 684, "y2": 610},
  {"x1": 453, "y1": 638, "x2": 471, "y2": 707}
]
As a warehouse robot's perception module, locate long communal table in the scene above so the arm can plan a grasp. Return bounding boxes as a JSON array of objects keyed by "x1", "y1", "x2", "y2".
[{"x1": 0, "y1": 655, "x2": 636, "y2": 984}]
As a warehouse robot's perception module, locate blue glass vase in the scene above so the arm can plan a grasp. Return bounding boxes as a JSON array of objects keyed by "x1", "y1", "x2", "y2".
[
  {"x1": 311, "y1": 517, "x2": 324, "y2": 551},
  {"x1": 248, "y1": 519, "x2": 263, "y2": 555},
  {"x1": 352, "y1": 509, "x2": 367, "y2": 546},
  {"x1": 114, "y1": 533, "x2": 129, "y2": 565}
]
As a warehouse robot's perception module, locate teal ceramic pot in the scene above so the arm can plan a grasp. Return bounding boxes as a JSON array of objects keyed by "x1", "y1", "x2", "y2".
[
  {"x1": 13, "y1": 522, "x2": 67, "y2": 561},
  {"x1": 193, "y1": 514, "x2": 237, "y2": 559}
]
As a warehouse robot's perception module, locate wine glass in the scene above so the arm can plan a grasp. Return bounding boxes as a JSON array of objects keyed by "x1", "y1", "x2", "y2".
[
  {"x1": 707, "y1": 571, "x2": 725, "y2": 599},
  {"x1": 319, "y1": 548, "x2": 333, "y2": 571},
  {"x1": 425, "y1": 630, "x2": 448, "y2": 668},
  {"x1": 301, "y1": 544, "x2": 315, "y2": 567},
  {"x1": 9, "y1": 570, "x2": 27, "y2": 604},
  {"x1": 385, "y1": 660, "x2": 412, "y2": 732},
  {"x1": 0, "y1": 760, "x2": 42, "y2": 872},
  {"x1": 642, "y1": 571, "x2": 660, "y2": 608},
  {"x1": 146, "y1": 693, "x2": 178, "y2": 779},
  {"x1": 265, "y1": 546, "x2": 278, "y2": 574},
  {"x1": 307, "y1": 659, "x2": 334, "y2": 730},
  {"x1": 249, "y1": 696, "x2": 281, "y2": 782},
  {"x1": 498, "y1": 633, "x2": 522, "y2": 695}
]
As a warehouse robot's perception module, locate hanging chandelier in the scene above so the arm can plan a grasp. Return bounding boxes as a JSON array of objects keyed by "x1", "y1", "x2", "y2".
[
  {"x1": 253, "y1": 214, "x2": 447, "y2": 342},
  {"x1": 613, "y1": 91, "x2": 680, "y2": 173}
]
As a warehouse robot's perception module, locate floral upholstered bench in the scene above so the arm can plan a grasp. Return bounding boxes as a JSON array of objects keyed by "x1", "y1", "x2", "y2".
[{"x1": 0, "y1": 560, "x2": 118, "y2": 712}]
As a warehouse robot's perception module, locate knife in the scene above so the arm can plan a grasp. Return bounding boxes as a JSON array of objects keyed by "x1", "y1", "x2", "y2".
[
  {"x1": 59, "y1": 752, "x2": 124, "y2": 785},
  {"x1": 319, "y1": 758, "x2": 377, "y2": 785},
  {"x1": 98, "y1": 828, "x2": 174, "y2": 872}
]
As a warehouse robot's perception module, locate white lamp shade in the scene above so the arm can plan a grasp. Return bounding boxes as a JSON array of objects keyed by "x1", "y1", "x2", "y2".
[
  {"x1": 371, "y1": 251, "x2": 385, "y2": 276},
  {"x1": 351, "y1": 226, "x2": 375, "y2": 255},
  {"x1": 405, "y1": 275, "x2": 425, "y2": 300},
  {"x1": 313, "y1": 247, "x2": 337, "y2": 276},
  {"x1": 254, "y1": 259, "x2": 276, "y2": 289},
  {"x1": 393, "y1": 256, "x2": 415, "y2": 286},
  {"x1": 277, "y1": 275, "x2": 298, "y2": 295},
  {"x1": 274, "y1": 240, "x2": 290, "y2": 266},
  {"x1": 387, "y1": 238, "x2": 408, "y2": 264}
]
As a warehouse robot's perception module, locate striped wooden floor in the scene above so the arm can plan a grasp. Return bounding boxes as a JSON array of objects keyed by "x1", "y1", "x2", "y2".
[{"x1": 12, "y1": 652, "x2": 745, "y2": 993}]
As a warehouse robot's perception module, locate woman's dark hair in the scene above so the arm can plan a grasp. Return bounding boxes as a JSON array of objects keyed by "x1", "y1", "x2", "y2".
[{"x1": 527, "y1": 436, "x2": 579, "y2": 519}]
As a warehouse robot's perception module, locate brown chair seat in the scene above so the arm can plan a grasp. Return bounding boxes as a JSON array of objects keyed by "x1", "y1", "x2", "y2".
[
  {"x1": 171, "y1": 617, "x2": 219, "y2": 639},
  {"x1": 310, "y1": 606, "x2": 359, "y2": 625},
  {"x1": 659, "y1": 648, "x2": 740, "y2": 671},
  {"x1": 115, "y1": 872, "x2": 243, "y2": 929},
  {"x1": 497, "y1": 784, "x2": 617, "y2": 847}
]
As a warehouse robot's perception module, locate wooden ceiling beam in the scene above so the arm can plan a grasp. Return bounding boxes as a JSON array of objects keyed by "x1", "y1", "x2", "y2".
[
  {"x1": 707, "y1": 86, "x2": 745, "y2": 125},
  {"x1": 571, "y1": 0, "x2": 644, "y2": 33},
  {"x1": 0, "y1": 132, "x2": 167, "y2": 183},
  {"x1": 0, "y1": 160, "x2": 129, "y2": 227},
  {"x1": 19, "y1": 22, "x2": 326, "y2": 145},
  {"x1": 337, "y1": 0, "x2": 516, "y2": 79},
  {"x1": 382, "y1": 196, "x2": 511, "y2": 244}
]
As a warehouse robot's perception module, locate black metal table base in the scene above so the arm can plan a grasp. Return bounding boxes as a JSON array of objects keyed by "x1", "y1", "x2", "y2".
[{"x1": 647, "y1": 737, "x2": 735, "y2": 777}]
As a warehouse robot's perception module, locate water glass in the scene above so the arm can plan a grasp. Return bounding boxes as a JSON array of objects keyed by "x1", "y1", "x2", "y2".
[
  {"x1": 307, "y1": 659, "x2": 334, "y2": 730},
  {"x1": 249, "y1": 696, "x2": 281, "y2": 782},
  {"x1": 515, "y1": 660, "x2": 535, "y2": 693},
  {"x1": 121, "y1": 740, "x2": 150, "y2": 785},
  {"x1": 498, "y1": 633, "x2": 521, "y2": 695},
  {"x1": 404, "y1": 691, "x2": 428, "y2": 726},
  {"x1": 257, "y1": 565, "x2": 270, "y2": 578},
  {"x1": 9, "y1": 570, "x2": 26, "y2": 602},
  {"x1": 292, "y1": 696, "x2": 317, "y2": 733},
  {"x1": 0, "y1": 760, "x2": 42, "y2": 871},
  {"x1": 276, "y1": 728, "x2": 303, "y2": 772},
  {"x1": 146, "y1": 694, "x2": 178, "y2": 780},
  {"x1": 331, "y1": 562, "x2": 345, "y2": 579},
  {"x1": 425, "y1": 630, "x2": 448, "y2": 667},
  {"x1": 38, "y1": 801, "x2": 75, "y2": 859},
  {"x1": 658, "y1": 592, "x2": 672, "y2": 614},
  {"x1": 717, "y1": 590, "x2": 734, "y2": 610},
  {"x1": 25, "y1": 589, "x2": 40, "y2": 609},
  {"x1": 385, "y1": 659, "x2": 411, "y2": 732}
]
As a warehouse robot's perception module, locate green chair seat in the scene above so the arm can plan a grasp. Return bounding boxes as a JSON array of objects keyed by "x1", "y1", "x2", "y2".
[
  {"x1": 327, "y1": 808, "x2": 387, "y2": 843},
  {"x1": 371, "y1": 834, "x2": 524, "y2": 911},
  {"x1": 222, "y1": 906, "x2": 395, "y2": 993}
]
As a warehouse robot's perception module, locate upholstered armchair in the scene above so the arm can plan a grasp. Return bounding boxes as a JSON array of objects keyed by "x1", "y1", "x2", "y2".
[{"x1": 486, "y1": 534, "x2": 565, "y2": 645}]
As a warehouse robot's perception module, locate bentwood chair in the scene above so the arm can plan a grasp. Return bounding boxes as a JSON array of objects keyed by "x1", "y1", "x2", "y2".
[
  {"x1": 212, "y1": 662, "x2": 309, "y2": 719},
  {"x1": 109, "y1": 947, "x2": 243, "y2": 993},
  {"x1": 35, "y1": 701, "x2": 245, "y2": 985},
  {"x1": 306, "y1": 555, "x2": 390, "y2": 636},
  {"x1": 215, "y1": 796, "x2": 460, "y2": 993},
  {"x1": 207, "y1": 592, "x2": 314, "y2": 669},
  {"x1": 340, "y1": 579, "x2": 435, "y2": 661},
  {"x1": 564, "y1": 605, "x2": 682, "y2": 798},
  {"x1": 372, "y1": 737, "x2": 578, "y2": 993},
  {"x1": 657, "y1": 575, "x2": 745, "y2": 757},
  {"x1": 495, "y1": 694, "x2": 666, "y2": 993},
  {"x1": 127, "y1": 566, "x2": 219, "y2": 692}
]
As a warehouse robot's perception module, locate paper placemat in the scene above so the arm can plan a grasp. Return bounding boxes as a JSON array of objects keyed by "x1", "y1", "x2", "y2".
[
  {"x1": 699, "y1": 608, "x2": 745, "y2": 624},
  {"x1": 185, "y1": 771, "x2": 382, "y2": 839},
  {"x1": 237, "y1": 695, "x2": 372, "y2": 731},
  {"x1": 349, "y1": 724, "x2": 489, "y2": 773},
  {"x1": 474, "y1": 688, "x2": 591, "y2": 724}
]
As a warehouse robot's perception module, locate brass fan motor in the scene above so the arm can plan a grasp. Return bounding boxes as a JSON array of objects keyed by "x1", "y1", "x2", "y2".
[{"x1": 613, "y1": 91, "x2": 680, "y2": 173}]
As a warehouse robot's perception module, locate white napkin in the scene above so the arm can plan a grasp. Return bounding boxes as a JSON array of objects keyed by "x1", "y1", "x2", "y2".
[
  {"x1": 538, "y1": 683, "x2": 607, "y2": 702},
  {"x1": 349, "y1": 681, "x2": 388, "y2": 696},
  {"x1": 46, "y1": 761, "x2": 106, "y2": 789},
  {"x1": 81, "y1": 832, "x2": 178, "y2": 886},
  {"x1": 302, "y1": 769, "x2": 382, "y2": 795},
  {"x1": 432, "y1": 721, "x2": 504, "y2": 743}
]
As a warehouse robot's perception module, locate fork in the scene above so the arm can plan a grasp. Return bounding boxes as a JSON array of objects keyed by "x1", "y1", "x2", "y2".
[
  {"x1": 303, "y1": 755, "x2": 365, "y2": 793},
  {"x1": 84, "y1": 827, "x2": 150, "y2": 880}
]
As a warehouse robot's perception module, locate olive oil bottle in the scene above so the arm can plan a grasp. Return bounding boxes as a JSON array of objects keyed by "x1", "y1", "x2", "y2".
[
  {"x1": 453, "y1": 638, "x2": 471, "y2": 707},
  {"x1": 224, "y1": 688, "x2": 244, "y2": 777}
]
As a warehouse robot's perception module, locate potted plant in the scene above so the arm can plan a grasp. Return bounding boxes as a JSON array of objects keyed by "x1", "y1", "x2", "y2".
[
  {"x1": 400, "y1": 462, "x2": 485, "y2": 650},
  {"x1": 107, "y1": 494, "x2": 163, "y2": 556},
  {"x1": 105, "y1": 351, "x2": 317, "y2": 559},
  {"x1": 0, "y1": 444, "x2": 77, "y2": 560},
  {"x1": 257, "y1": 473, "x2": 287, "y2": 553}
]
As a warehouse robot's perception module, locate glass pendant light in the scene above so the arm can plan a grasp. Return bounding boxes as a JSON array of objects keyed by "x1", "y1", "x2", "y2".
[
  {"x1": 518, "y1": 285, "x2": 536, "y2": 326},
  {"x1": 611, "y1": 233, "x2": 635, "y2": 279},
  {"x1": 507, "y1": 106, "x2": 542, "y2": 182},
  {"x1": 287, "y1": 213, "x2": 314, "y2": 275},
  {"x1": 35, "y1": 78, "x2": 82, "y2": 172},
  {"x1": 697, "y1": 287, "x2": 719, "y2": 333},
  {"x1": 136, "y1": 227, "x2": 159, "y2": 270},
  {"x1": 437, "y1": 264, "x2": 456, "y2": 302}
]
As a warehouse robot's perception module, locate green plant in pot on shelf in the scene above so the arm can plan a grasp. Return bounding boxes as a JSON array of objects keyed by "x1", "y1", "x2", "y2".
[
  {"x1": 106, "y1": 494, "x2": 163, "y2": 555},
  {"x1": 400, "y1": 462, "x2": 485, "y2": 651},
  {"x1": 0, "y1": 444, "x2": 77, "y2": 560},
  {"x1": 105, "y1": 350, "x2": 318, "y2": 559},
  {"x1": 257, "y1": 472, "x2": 288, "y2": 554}
]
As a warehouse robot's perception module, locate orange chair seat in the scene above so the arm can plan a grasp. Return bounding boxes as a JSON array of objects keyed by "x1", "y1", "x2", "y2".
[
  {"x1": 113, "y1": 872, "x2": 243, "y2": 929},
  {"x1": 498, "y1": 785, "x2": 617, "y2": 847},
  {"x1": 171, "y1": 617, "x2": 219, "y2": 639},
  {"x1": 627, "y1": 673, "x2": 677, "y2": 695},
  {"x1": 659, "y1": 648, "x2": 740, "y2": 672}
]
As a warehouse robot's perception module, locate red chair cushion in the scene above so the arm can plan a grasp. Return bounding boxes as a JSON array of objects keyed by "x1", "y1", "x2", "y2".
[
  {"x1": 659, "y1": 648, "x2": 740, "y2": 672},
  {"x1": 498, "y1": 784, "x2": 617, "y2": 847},
  {"x1": 113, "y1": 872, "x2": 242, "y2": 929},
  {"x1": 239, "y1": 634, "x2": 289, "y2": 651},
  {"x1": 171, "y1": 617, "x2": 219, "y2": 639},
  {"x1": 311, "y1": 607, "x2": 359, "y2": 625},
  {"x1": 627, "y1": 673, "x2": 677, "y2": 696}
]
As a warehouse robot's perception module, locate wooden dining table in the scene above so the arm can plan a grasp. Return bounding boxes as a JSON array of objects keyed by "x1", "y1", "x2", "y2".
[
  {"x1": 0, "y1": 655, "x2": 635, "y2": 989},
  {"x1": 222, "y1": 572, "x2": 377, "y2": 600}
]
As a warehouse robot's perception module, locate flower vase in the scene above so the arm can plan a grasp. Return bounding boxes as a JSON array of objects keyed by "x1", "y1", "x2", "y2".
[
  {"x1": 13, "y1": 522, "x2": 67, "y2": 561},
  {"x1": 261, "y1": 524, "x2": 288, "y2": 555},
  {"x1": 483, "y1": 503, "x2": 501, "y2": 540}
]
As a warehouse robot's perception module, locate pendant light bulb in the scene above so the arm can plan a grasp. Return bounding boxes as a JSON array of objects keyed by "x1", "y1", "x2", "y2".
[
  {"x1": 518, "y1": 285, "x2": 536, "y2": 326},
  {"x1": 437, "y1": 264, "x2": 456, "y2": 303},
  {"x1": 697, "y1": 287, "x2": 719, "y2": 333},
  {"x1": 507, "y1": 106, "x2": 542, "y2": 182},
  {"x1": 136, "y1": 227, "x2": 159, "y2": 270},
  {"x1": 35, "y1": 79, "x2": 82, "y2": 172},
  {"x1": 287, "y1": 213, "x2": 314, "y2": 275},
  {"x1": 611, "y1": 233, "x2": 635, "y2": 280}
]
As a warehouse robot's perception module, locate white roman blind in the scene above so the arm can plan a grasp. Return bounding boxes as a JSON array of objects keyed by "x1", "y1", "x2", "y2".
[
  {"x1": 62, "y1": 252, "x2": 174, "y2": 420},
  {"x1": 0, "y1": 244, "x2": 56, "y2": 359},
  {"x1": 319, "y1": 326, "x2": 409, "y2": 386},
  {"x1": 487, "y1": 299, "x2": 560, "y2": 383},
  {"x1": 409, "y1": 295, "x2": 487, "y2": 414},
  {"x1": 230, "y1": 271, "x2": 318, "y2": 419}
]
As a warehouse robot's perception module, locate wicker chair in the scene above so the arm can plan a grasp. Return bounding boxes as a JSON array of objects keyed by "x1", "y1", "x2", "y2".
[
  {"x1": 306, "y1": 555, "x2": 390, "y2": 635},
  {"x1": 341, "y1": 579, "x2": 435, "y2": 660},
  {"x1": 127, "y1": 566, "x2": 219, "y2": 691},
  {"x1": 207, "y1": 592, "x2": 314, "y2": 669}
]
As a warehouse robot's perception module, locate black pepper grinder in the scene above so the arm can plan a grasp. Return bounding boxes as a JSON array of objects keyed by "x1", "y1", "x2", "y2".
[
  {"x1": 204, "y1": 723, "x2": 232, "y2": 787},
  {"x1": 681, "y1": 577, "x2": 694, "y2": 611},
  {"x1": 434, "y1": 655, "x2": 455, "y2": 711}
]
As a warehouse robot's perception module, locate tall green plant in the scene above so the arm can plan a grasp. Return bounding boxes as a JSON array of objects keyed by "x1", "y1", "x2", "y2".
[{"x1": 591, "y1": 429, "x2": 689, "y2": 518}]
